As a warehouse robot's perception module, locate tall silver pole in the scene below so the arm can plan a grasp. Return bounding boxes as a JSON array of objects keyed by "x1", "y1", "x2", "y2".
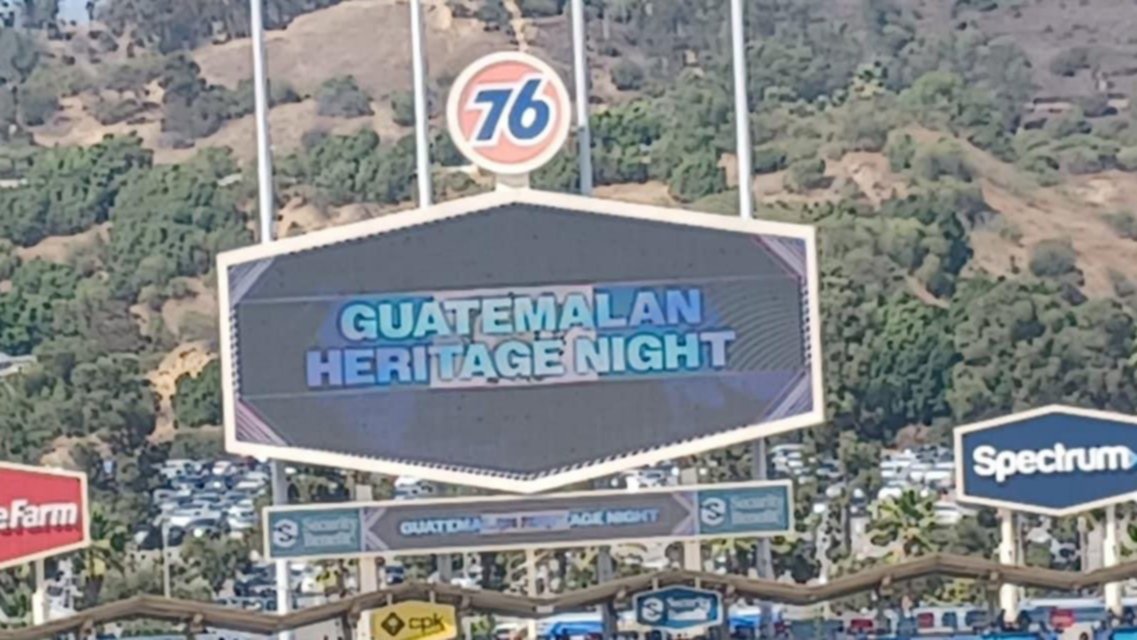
[
  {"x1": 571, "y1": 0, "x2": 593, "y2": 194},
  {"x1": 410, "y1": 0, "x2": 433, "y2": 206},
  {"x1": 730, "y1": 0, "x2": 752, "y2": 220},
  {"x1": 249, "y1": 0, "x2": 290, "y2": 633},
  {"x1": 250, "y1": 0, "x2": 275, "y2": 241},
  {"x1": 731, "y1": 0, "x2": 769, "y2": 635}
]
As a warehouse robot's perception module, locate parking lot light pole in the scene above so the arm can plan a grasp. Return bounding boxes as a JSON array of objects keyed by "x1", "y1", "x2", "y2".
[{"x1": 162, "y1": 520, "x2": 172, "y2": 599}]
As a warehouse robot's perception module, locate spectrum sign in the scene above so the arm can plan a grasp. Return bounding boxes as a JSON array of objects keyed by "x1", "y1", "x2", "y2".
[
  {"x1": 0, "y1": 462, "x2": 90, "y2": 570},
  {"x1": 955, "y1": 406, "x2": 1137, "y2": 515},
  {"x1": 219, "y1": 189, "x2": 822, "y2": 493}
]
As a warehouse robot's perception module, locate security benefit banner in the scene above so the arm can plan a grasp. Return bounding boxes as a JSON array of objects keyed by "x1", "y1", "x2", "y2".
[
  {"x1": 264, "y1": 481, "x2": 793, "y2": 560},
  {"x1": 219, "y1": 190, "x2": 821, "y2": 493},
  {"x1": 370, "y1": 601, "x2": 458, "y2": 640}
]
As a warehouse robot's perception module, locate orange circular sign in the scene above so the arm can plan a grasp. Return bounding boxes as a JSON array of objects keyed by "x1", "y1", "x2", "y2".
[{"x1": 446, "y1": 52, "x2": 572, "y2": 176}]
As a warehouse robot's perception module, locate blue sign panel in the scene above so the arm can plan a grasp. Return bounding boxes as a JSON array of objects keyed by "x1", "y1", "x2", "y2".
[
  {"x1": 955, "y1": 406, "x2": 1137, "y2": 515},
  {"x1": 267, "y1": 508, "x2": 362, "y2": 558},
  {"x1": 696, "y1": 485, "x2": 791, "y2": 535},
  {"x1": 265, "y1": 481, "x2": 793, "y2": 559},
  {"x1": 634, "y1": 586, "x2": 723, "y2": 631}
]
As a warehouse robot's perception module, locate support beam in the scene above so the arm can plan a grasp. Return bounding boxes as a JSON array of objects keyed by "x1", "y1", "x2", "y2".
[{"x1": 998, "y1": 509, "x2": 1019, "y2": 625}]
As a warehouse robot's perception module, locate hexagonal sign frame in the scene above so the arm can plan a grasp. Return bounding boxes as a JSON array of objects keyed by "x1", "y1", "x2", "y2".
[
  {"x1": 219, "y1": 189, "x2": 822, "y2": 493},
  {"x1": 955, "y1": 405, "x2": 1137, "y2": 516}
]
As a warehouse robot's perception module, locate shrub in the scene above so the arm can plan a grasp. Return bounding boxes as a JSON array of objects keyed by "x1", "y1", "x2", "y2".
[
  {"x1": 1058, "y1": 146, "x2": 1106, "y2": 175},
  {"x1": 1049, "y1": 47, "x2": 1092, "y2": 77},
  {"x1": 517, "y1": 0, "x2": 561, "y2": 16},
  {"x1": 91, "y1": 97, "x2": 148, "y2": 125},
  {"x1": 18, "y1": 85, "x2": 59, "y2": 125},
  {"x1": 316, "y1": 76, "x2": 373, "y2": 118},
  {"x1": 1117, "y1": 147, "x2": 1137, "y2": 172},
  {"x1": 173, "y1": 360, "x2": 222, "y2": 428},
  {"x1": 1078, "y1": 93, "x2": 1112, "y2": 118},
  {"x1": 1029, "y1": 239, "x2": 1078, "y2": 278},
  {"x1": 611, "y1": 60, "x2": 645, "y2": 91},
  {"x1": 390, "y1": 90, "x2": 415, "y2": 127},
  {"x1": 1104, "y1": 211, "x2": 1137, "y2": 240},
  {"x1": 783, "y1": 158, "x2": 827, "y2": 193},
  {"x1": 885, "y1": 132, "x2": 916, "y2": 171},
  {"x1": 752, "y1": 145, "x2": 787, "y2": 174},
  {"x1": 912, "y1": 140, "x2": 972, "y2": 182},
  {"x1": 668, "y1": 151, "x2": 725, "y2": 202}
]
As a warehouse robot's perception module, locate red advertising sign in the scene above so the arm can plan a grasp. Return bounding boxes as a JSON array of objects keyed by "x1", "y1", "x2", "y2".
[{"x1": 0, "y1": 462, "x2": 89, "y2": 570}]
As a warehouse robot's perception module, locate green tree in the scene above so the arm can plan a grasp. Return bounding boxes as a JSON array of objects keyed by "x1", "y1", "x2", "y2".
[
  {"x1": 668, "y1": 151, "x2": 724, "y2": 202},
  {"x1": 868, "y1": 489, "x2": 939, "y2": 560},
  {"x1": 611, "y1": 59, "x2": 645, "y2": 91},
  {"x1": 316, "y1": 76, "x2": 373, "y2": 118},
  {"x1": 173, "y1": 360, "x2": 221, "y2": 428},
  {"x1": 75, "y1": 503, "x2": 128, "y2": 606},
  {"x1": 391, "y1": 90, "x2": 416, "y2": 127}
]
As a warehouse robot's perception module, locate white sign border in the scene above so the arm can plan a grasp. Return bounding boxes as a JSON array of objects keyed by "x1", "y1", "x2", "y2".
[
  {"x1": 0, "y1": 461, "x2": 91, "y2": 571},
  {"x1": 445, "y1": 51, "x2": 573, "y2": 176},
  {"x1": 219, "y1": 188, "x2": 824, "y2": 494},
  {"x1": 953, "y1": 404, "x2": 1137, "y2": 517},
  {"x1": 261, "y1": 479, "x2": 795, "y2": 561}
]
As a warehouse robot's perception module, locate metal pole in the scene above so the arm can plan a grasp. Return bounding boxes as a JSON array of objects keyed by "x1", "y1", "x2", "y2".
[
  {"x1": 31, "y1": 559, "x2": 47, "y2": 626},
  {"x1": 998, "y1": 509, "x2": 1019, "y2": 625},
  {"x1": 732, "y1": 9, "x2": 768, "y2": 633},
  {"x1": 249, "y1": 0, "x2": 275, "y2": 242},
  {"x1": 729, "y1": 0, "x2": 753, "y2": 220},
  {"x1": 570, "y1": 0, "x2": 593, "y2": 195},
  {"x1": 271, "y1": 463, "x2": 292, "y2": 633},
  {"x1": 1105, "y1": 504, "x2": 1122, "y2": 619},
  {"x1": 410, "y1": 0, "x2": 432, "y2": 206},
  {"x1": 249, "y1": 0, "x2": 289, "y2": 630},
  {"x1": 162, "y1": 520, "x2": 172, "y2": 599},
  {"x1": 680, "y1": 468, "x2": 701, "y2": 571},
  {"x1": 355, "y1": 482, "x2": 377, "y2": 640},
  {"x1": 526, "y1": 548, "x2": 538, "y2": 640},
  {"x1": 752, "y1": 440, "x2": 773, "y2": 638}
]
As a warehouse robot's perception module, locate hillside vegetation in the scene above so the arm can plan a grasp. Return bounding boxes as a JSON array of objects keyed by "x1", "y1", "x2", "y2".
[{"x1": 2, "y1": 0, "x2": 1137, "y2": 617}]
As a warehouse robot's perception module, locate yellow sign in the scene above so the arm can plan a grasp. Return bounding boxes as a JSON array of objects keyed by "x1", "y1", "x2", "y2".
[{"x1": 370, "y1": 601, "x2": 458, "y2": 640}]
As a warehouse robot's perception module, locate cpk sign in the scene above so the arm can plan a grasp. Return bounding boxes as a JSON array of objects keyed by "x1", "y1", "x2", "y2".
[
  {"x1": 955, "y1": 406, "x2": 1137, "y2": 515},
  {"x1": 0, "y1": 462, "x2": 89, "y2": 569}
]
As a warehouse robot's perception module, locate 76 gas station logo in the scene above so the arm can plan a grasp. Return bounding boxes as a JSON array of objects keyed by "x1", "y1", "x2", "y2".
[{"x1": 467, "y1": 75, "x2": 556, "y2": 147}]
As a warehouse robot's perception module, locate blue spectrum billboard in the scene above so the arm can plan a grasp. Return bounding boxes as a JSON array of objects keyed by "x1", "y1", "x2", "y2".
[
  {"x1": 264, "y1": 481, "x2": 793, "y2": 559},
  {"x1": 955, "y1": 405, "x2": 1137, "y2": 515},
  {"x1": 219, "y1": 189, "x2": 822, "y2": 493}
]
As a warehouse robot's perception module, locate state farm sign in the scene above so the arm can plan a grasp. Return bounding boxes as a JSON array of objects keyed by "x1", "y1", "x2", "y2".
[{"x1": 0, "y1": 462, "x2": 89, "y2": 570}]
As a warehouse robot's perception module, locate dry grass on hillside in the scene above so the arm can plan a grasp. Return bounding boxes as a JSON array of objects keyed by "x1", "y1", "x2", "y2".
[{"x1": 193, "y1": 0, "x2": 509, "y2": 99}]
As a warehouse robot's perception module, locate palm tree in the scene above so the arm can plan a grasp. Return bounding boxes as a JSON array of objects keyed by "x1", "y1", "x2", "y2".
[
  {"x1": 73, "y1": 504, "x2": 128, "y2": 606},
  {"x1": 868, "y1": 489, "x2": 939, "y2": 560}
]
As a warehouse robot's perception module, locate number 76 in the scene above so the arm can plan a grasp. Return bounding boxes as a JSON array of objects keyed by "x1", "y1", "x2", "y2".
[{"x1": 468, "y1": 75, "x2": 554, "y2": 147}]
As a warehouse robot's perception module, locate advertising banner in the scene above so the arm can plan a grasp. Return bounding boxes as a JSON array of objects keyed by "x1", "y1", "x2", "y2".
[
  {"x1": 264, "y1": 481, "x2": 793, "y2": 560},
  {"x1": 0, "y1": 462, "x2": 90, "y2": 570},
  {"x1": 220, "y1": 189, "x2": 822, "y2": 493},
  {"x1": 955, "y1": 405, "x2": 1137, "y2": 515},
  {"x1": 370, "y1": 601, "x2": 458, "y2": 640},
  {"x1": 634, "y1": 586, "x2": 723, "y2": 631}
]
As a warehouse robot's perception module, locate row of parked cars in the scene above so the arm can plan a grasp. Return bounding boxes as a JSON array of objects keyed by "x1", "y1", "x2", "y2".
[{"x1": 134, "y1": 459, "x2": 271, "y2": 549}]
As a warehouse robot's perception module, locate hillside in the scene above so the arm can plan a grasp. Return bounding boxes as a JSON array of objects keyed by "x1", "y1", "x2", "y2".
[{"x1": 4, "y1": 0, "x2": 1137, "y2": 615}]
